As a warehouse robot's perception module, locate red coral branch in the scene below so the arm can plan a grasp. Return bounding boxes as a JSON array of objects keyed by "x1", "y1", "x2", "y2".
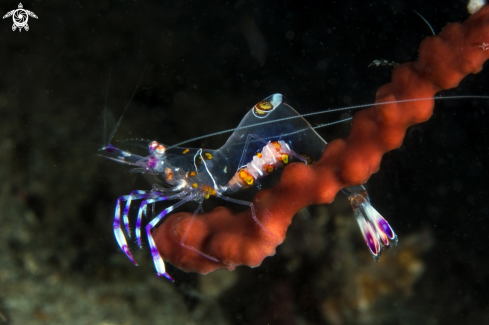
[{"x1": 154, "y1": 5, "x2": 489, "y2": 275}]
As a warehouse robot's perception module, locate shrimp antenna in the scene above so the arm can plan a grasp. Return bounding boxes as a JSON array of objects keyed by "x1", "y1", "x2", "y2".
[
  {"x1": 103, "y1": 65, "x2": 112, "y2": 146},
  {"x1": 168, "y1": 95, "x2": 489, "y2": 148},
  {"x1": 107, "y1": 63, "x2": 148, "y2": 145},
  {"x1": 267, "y1": 117, "x2": 354, "y2": 141},
  {"x1": 413, "y1": 10, "x2": 435, "y2": 35}
]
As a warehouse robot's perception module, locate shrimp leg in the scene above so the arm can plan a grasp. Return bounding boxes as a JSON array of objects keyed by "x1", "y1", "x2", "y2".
[
  {"x1": 114, "y1": 189, "x2": 180, "y2": 265},
  {"x1": 113, "y1": 193, "x2": 141, "y2": 265},
  {"x1": 121, "y1": 190, "x2": 154, "y2": 235},
  {"x1": 217, "y1": 194, "x2": 275, "y2": 238},
  {"x1": 179, "y1": 201, "x2": 219, "y2": 262},
  {"x1": 145, "y1": 196, "x2": 193, "y2": 281},
  {"x1": 135, "y1": 193, "x2": 182, "y2": 247}
]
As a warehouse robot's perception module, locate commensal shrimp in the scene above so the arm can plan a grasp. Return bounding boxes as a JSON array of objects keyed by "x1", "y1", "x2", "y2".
[
  {"x1": 99, "y1": 93, "x2": 403, "y2": 280},
  {"x1": 99, "y1": 1, "x2": 489, "y2": 279}
]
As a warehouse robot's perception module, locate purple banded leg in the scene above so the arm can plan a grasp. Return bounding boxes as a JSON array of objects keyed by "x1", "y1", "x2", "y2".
[
  {"x1": 146, "y1": 197, "x2": 192, "y2": 280},
  {"x1": 115, "y1": 194, "x2": 131, "y2": 235},
  {"x1": 180, "y1": 202, "x2": 219, "y2": 262},
  {"x1": 113, "y1": 190, "x2": 153, "y2": 239},
  {"x1": 136, "y1": 194, "x2": 181, "y2": 248},
  {"x1": 114, "y1": 190, "x2": 163, "y2": 265},
  {"x1": 122, "y1": 190, "x2": 153, "y2": 236},
  {"x1": 113, "y1": 196, "x2": 137, "y2": 265},
  {"x1": 217, "y1": 194, "x2": 276, "y2": 238}
]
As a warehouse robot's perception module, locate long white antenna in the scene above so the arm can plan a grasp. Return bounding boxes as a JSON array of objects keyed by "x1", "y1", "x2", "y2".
[
  {"x1": 168, "y1": 95, "x2": 489, "y2": 149},
  {"x1": 107, "y1": 63, "x2": 148, "y2": 145},
  {"x1": 413, "y1": 10, "x2": 435, "y2": 35}
]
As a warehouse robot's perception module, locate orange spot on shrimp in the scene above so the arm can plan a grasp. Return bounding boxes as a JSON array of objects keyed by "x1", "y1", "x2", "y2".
[
  {"x1": 192, "y1": 183, "x2": 198, "y2": 188},
  {"x1": 256, "y1": 152, "x2": 263, "y2": 158},
  {"x1": 253, "y1": 100, "x2": 275, "y2": 116},
  {"x1": 282, "y1": 154, "x2": 289, "y2": 164},
  {"x1": 253, "y1": 100, "x2": 274, "y2": 116},
  {"x1": 182, "y1": 149, "x2": 190, "y2": 154},
  {"x1": 202, "y1": 185, "x2": 217, "y2": 199},
  {"x1": 264, "y1": 164, "x2": 274, "y2": 173},
  {"x1": 188, "y1": 171, "x2": 197, "y2": 177},
  {"x1": 272, "y1": 141, "x2": 281, "y2": 151},
  {"x1": 165, "y1": 168, "x2": 174, "y2": 181},
  {"x1": 239, "y1": 169, "x2": 255, "y2": 186},
  {"x1": 204, "y1": 152, "x2": 214, "y2": 160}
]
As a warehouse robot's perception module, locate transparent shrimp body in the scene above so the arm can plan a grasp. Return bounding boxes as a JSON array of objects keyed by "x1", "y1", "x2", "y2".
[
  {"x1": 100, "y1": 93, "x2": 398, "y2": 280},
  {"x1": 100, "y1": 142, "x2": 229, "y2": 280}
]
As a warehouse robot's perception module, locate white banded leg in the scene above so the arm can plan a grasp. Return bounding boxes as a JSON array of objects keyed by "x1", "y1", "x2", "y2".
[
  {"x1": 113, "y1": 194, "x2": 139, "y2": 265},
  {"x1": 146, "y1": 196, "x2": 193, "y2": 281},
  {"x1": 122, "y1": 190, "x2": 154, "y2": 236},
  {"x1": 217, "y1": 194, "x2": 275, "y2": 238},
  {"x1": 179, "y1": 201, "x2": 219, "y2": 262},
  {"x1": 114, "y1": 190, "x2": 173, "y2": 265},
  {"x1": 135, "y1": 193, "x2": 181, "y2": 247}
]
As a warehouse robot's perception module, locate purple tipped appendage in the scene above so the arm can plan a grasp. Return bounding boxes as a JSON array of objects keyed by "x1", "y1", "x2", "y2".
[
  {"x1": 113, "y1": 196, "x2": 138, "y2": 266},
  {"x1": 344, "y1": 187, "x2": 398, "y2": 262},
  {"x1": 378, "y1": 218, "x2": 395, "y2": 239},
  {"x1": 159, "y1": 272, "x2": 174, "y2": 282},
  {"x1": 103, "y1": 144, "x2": 117, "y2": 153},
  {"x1": 121, "y1": 244, "x2": 138, "y2": 266},
  {"x1": 365, "y1": 221, "x2": 381, "y2": 257}
]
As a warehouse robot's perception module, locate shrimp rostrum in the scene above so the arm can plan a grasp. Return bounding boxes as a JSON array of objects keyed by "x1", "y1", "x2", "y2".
[{"x1": 99, "y1": 94, "x2": 398, "y2": 281}]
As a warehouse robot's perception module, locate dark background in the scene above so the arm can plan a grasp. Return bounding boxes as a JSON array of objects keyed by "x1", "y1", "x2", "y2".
[{"x1": 0, "y1": 0, "x2": 487, "y2": 324}]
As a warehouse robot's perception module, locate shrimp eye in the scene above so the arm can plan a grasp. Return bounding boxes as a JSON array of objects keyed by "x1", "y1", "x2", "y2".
[
  {"x1": 149, "y1": 141, "x2": 159, "y2": 152},
  {"x1": 156, "y1": 144, "x2": 166, "y2": 155}
]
